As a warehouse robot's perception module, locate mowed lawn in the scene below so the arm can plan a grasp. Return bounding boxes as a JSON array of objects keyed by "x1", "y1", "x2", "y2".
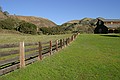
[{"x1": 0, "y1": 34, "x2": 120, "y2": 80}]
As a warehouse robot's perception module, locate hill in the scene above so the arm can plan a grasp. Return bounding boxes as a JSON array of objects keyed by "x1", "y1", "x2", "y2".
[
  {"x1": 10, "y1": 15, "x2": 57, "y2": 28},
  {"x1": 0, "y1": 11, "x2": 56, "y2": 28},
  {"x1": 60, "y1": 18, "x2": 97, "y2": 33},
  {"x1": 0, "y1": 11, "x2": 7, "y2": 19},
  {"x1": 0, "y1": 10, "x2": 58, "y2": 34},
  {"x1": 66, "y1": 20, "x2": 80, "y2": 24}
]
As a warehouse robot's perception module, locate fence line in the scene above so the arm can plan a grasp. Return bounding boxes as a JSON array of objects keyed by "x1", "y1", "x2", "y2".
[{"x1": 0, "y1": 33, "x2": 79, "y2": 76}]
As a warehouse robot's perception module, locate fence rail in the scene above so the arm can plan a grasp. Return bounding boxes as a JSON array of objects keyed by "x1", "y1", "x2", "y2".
[{"x1": 0, "y1": 33, "x2": 79, "y2": 76}]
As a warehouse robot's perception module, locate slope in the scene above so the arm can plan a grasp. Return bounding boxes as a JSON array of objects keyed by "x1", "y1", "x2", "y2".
[
  {"x1": 10, "y1": 15, "x2": 57, "y2": 28},
  {"x1": 0, "y1": 12, "x2": 7, "y2": 20}
]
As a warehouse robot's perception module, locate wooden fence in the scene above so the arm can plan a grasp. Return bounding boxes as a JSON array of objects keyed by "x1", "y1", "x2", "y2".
[{"x1": 0, "y1": 33, "x2": 79, "y2": 76}]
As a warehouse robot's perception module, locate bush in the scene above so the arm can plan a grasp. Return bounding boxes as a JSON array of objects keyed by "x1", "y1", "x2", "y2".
[
  {"x1": 0, "y1": 18, "x2": 16, "y2": 30},
  {"x1": 18, "y1": 21, "x2": 37, "y2": 35},
  {"x1": 117, "y1": 27, "x2": 120, "y2": 33},
  {"x1": 3, "y1": 11, "x2": 9, "y2": 16},
  {"x1": 39, "y1": 27, "x2": 65, "y2": 35}
]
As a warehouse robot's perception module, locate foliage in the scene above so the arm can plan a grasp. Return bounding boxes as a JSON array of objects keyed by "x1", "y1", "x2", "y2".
[
  {"x1": 61, "y1": 21, "x2": 95, "y2": 34},
  {"x1": 0, "y1": 34, "x2": 120, "y2": 80},
  {"x1": 18, "y1": 21, "x2": 37, "y2": 35},
  {"x1": 117, "y1": 27, "x2": 120, "y2": 33},
  {"x1": 59, "y1": 18, "x2": 97, "y2": 34},
  {"x1": 0, "y1": 17, "x2": 38, "y2": 35},
  {"x1": 0, "y1": 6, "x2": 2, "y2": 12},
  {"x1": 3, "y1": 11, "x2": 9, "y2": 16},
  {"x1": 39, "y1": 26, "x2": 65, "y2": 35},
  {"x1": 0, "y1": 18, "x2": 17, "y2": 30}
]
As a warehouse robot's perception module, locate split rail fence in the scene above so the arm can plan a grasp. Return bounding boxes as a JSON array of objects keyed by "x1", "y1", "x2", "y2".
[{"x1": 0, "y1": 33, "x2": 79, "y2": 76}]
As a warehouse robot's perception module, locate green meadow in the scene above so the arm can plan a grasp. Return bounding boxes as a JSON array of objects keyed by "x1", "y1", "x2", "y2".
[
  {"x1": 0, "y1": 33, "x2": 72, "y2": 44},
  {"x1": 0, "y1": 33, "x2": 72, "y2": 60},
  {"x1": 0, "y1": 34, "x2": 120, "y2": 80}
]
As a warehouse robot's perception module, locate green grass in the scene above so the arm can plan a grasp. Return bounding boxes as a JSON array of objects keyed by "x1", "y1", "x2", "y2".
[
  {"x1": 0, "y1": 33, "x2": 72, "y2": 60},
  {"x1": 0, "y1": 33, "x2": 72, "y2": 44},
  {"x1": 0, "y1": 34, "x2": 120, "y2": 80}
]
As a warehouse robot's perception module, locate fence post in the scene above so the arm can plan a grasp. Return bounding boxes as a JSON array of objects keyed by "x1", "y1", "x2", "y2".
[
  {"x1": 69, "y1": 37, "x2": 71, "y2": 43},
  {"x1": 63, "y1": 39, "x2": 65, "y2": 48},
  {"x1": 19, "y1": 42, "x2": 25, "y2": 68},
  {"x1": 72, "y1": 35, "x2": 75, "y2": 41},
  {"x1": 73, "y1": 35, "x2": 75, "y2": 39},
  {"x1": 71, "y1": 35, "x2": 73, "y2": 41},
  {"x1": 68, "y1": 38, "x2": 70, "y2": 45},
  {"x1": 64, "y1": 38, "x2": 66, "y2": 47},
  {"x1": 60, "y1": 39, "x2": 63, "y2": 49},
  {"x1": 50, "y1": 40, "x2": 52, "y2": 55},
  {"x1": 66, "y1": 38, "x2": 68, "y2": 46},
  {"x1": 56, "y1": 40, "x2": 58, "y2": 51},
  {"x1": 38, "y1": 42, "x2": 42, "y2": 60},
  {"x1": 74, "y1": 34, "x2": 77, "y2": 39}
]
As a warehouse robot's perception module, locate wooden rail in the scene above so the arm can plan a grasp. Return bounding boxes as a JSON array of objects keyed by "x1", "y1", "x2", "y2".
[{"x1": 0, "y1": 33, "x2": 79, "y2": 76}]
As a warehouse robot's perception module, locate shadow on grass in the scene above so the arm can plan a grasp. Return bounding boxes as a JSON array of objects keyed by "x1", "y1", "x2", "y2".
[{"x1": 100, "y1": 34, "x2": 120, "y2": 37}]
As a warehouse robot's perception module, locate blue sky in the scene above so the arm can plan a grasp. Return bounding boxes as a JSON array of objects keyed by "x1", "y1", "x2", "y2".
[{"x1": 0, "y1": 0, "x2": 120, "y2": 25}]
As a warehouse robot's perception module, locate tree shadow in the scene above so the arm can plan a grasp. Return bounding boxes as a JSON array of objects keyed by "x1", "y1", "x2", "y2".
[{"x1": 100, "y1": 34, "x2": 120, "y2": 37}]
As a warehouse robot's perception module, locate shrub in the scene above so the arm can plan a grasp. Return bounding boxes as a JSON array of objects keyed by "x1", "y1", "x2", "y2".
[
  {"x1": 0, "y1": 18, "x2": 16, "y2": 30},
  {"x1": 117, "y1": 27, "x2": 120, "y2": 33},
  {"x1": 18, "y1": 21, "x2": 37, "y2": 35},
  {"x1": 39, "y1": 27, "x2": 65, "y2": 35},
  {"x1": 3, "y1": 11, "x2": 9, "y2": 16}
]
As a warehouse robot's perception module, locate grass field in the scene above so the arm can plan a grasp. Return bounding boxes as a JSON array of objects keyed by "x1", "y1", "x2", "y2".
[
  {"x1": 0, "y1": 34, "x2": 120, "y2": 80},
  {"x1": 0, "y1": 33, "x2": 72, "y2": 60},
  {"x1": 0, "y1": 33, "x2": 72, "y2": 44}
]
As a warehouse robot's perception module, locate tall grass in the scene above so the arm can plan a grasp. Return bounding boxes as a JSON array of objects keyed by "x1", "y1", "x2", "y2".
[
  {"x1": 0, "y1": 34, "x2": 72, "y2": 44},
  {"x1": 0, "y1": 34, "x2": 120, "y2": 80},
  {"x1": 0, "y1": 33, "x2": 72, "y2": 60}
]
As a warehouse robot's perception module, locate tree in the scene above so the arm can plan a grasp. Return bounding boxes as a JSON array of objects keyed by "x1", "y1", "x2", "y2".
[
  {"x1": 0, "y1": 18, "x2": 16, "y2": 30},
  {"x1": 18, "y1": 21, "x2": 37, "y2": 34},
  {"x1": 3, "y1": 11, "x2": 9, "y2": 16},
  {"x1": 117, "y1": 26, "x2": 120, "y2": 33},
  {"x1": 0, "y1": 6, "x2": 2, "y2": 12}
]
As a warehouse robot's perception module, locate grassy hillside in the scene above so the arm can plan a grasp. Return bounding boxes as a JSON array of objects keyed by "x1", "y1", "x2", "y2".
[
  {"x1": 10, "y1": 15, "x2": 57, "y2": 28},
  {"x1": 0, "y1": 34, "x2": 120, "y2": 80},
  {"x1": 66, "y1": 20, "x2": 80, "y2": 24},
  {"x1": 0, "y1": 11, "x2": 56, "y2": 28},
  {"x1": 60, "y1": 18, "x2": 97, "y2": 33},
  {"x1": 0, "y1": 12, "x2": 7, "y2": 19},
  {"x1": 0, "y1": 11, "x2": 57, "y2": 34}
]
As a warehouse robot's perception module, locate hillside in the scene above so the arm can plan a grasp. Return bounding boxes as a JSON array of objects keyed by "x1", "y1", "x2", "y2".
[
  {"x1": 0, "y1": 11, "x2": 56, "y2": 28},
  {"x1": 10, "y1": 15, "x2": 57, "y2": 28},
  {"x1": 66, "y1": 20, "x2": 80, "y2": 24},
  {"x1": 0, "y1": 12, "x2": 7, "y2": 19},
  {"x1": 61, "y1": 18, "x2": 97, "y2": 33},
  {"x1": 0, "y1": 11, "x2": 57, "y2": 34}
]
